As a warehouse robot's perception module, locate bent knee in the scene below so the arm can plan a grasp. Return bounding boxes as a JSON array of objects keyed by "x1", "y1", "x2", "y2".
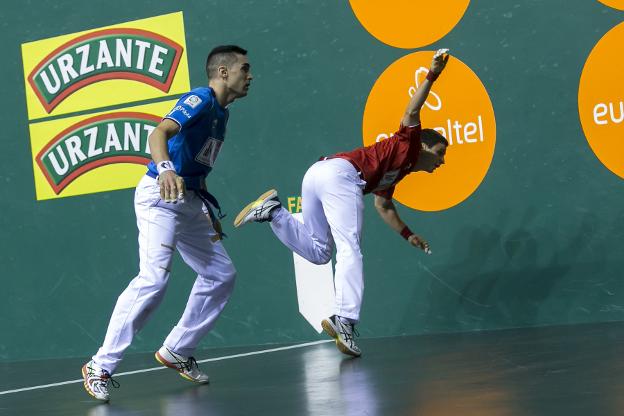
[
  {"x1": 336, "y1": 247, "x2": 363, "y2": 261},
  {"x1": 224, "y1": 267, "x2": 237, "y2": 286},
  {"x1": 205, "y1": 264, "x2": 237, "y2": 286},
  {"x1": 133, "y1": 271, "x2": 169, "y2": 292},
  {"x1": 310, "y1": 252, "x2": 332, "y2": 265}
]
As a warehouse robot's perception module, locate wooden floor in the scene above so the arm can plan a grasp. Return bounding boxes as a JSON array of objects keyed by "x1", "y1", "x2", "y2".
[{"x1": 2, "y1": 321, "x2": 624, "y2": 415}]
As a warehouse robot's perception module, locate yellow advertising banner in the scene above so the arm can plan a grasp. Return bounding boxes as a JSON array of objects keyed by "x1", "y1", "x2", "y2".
[
  {"x1": 29, "y1": 100, "x2": 177, "y2": 200},
  {"x1": 21, "y1": 12, "x2": 190, "y2": 119}
]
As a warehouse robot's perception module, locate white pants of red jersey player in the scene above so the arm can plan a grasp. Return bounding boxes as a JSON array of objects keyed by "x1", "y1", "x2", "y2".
[
  {"x1": 92, "y1": 175, "x2": 236, "y2": 374},
  {"x1": 270, "y1": 158, "x2": 366, "y2": 322}
]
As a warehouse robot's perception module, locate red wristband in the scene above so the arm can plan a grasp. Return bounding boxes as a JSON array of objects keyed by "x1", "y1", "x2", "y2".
[
  {"x1": 426, "y1": 71, "x2": 439, "y2": 82},
  {"x1": 400, "y1": 226, "x2": 413, "y2": 240}
]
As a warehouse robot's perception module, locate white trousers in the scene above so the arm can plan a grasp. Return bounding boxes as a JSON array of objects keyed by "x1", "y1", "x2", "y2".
[
  {"x1": 93, "y1": 175, "x2": 236, "y2": 374},
  {"x1": 270, "y1": 158, "x2": 366, "y2": 322}
]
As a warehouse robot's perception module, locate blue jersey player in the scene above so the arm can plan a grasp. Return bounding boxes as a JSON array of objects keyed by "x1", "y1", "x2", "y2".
[{"x1": 82, "y1": 45, "x2": 252, "y2": 402}]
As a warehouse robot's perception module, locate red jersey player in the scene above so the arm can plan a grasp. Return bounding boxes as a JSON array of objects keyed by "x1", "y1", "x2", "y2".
[{"x1": 235, "y1": 49, "x2": 450, "y2": 357}]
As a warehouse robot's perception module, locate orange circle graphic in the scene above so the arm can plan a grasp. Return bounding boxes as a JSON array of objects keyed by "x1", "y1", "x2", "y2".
[
  {"x1": 579, "y1": 22, "x2": 624, "y2": 179},
  {"x1": 349, "y1": 0, "x2": 470, "y2": 49},
  {"x1": 596, "y1": 0, "x2": 624, "y2": 10},
  {"x1": 362, "y1": 51, "x2": 496, "y2": 211}
]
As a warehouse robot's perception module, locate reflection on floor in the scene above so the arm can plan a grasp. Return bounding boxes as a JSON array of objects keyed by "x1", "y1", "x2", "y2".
[{"x1": 2, "y1": 321, "x2": 624, "y2": 416}]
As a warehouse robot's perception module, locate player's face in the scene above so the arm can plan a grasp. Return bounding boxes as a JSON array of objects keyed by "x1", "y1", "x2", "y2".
[
  {"x1": 226, "y1": 54, "x2": 253, "y2": 98},
  {"x1": 420, "y1": 143, "x2": 446, "y2": 173}
]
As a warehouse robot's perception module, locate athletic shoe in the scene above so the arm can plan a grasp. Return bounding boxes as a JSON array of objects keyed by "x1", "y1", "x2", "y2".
[
  {"x1": 155, "y1": 346, "x2": 210, "y2": 384},
  {"x1": 81, "y1": 360, "x2": 118, "y2": 401},
  {"x1": 233, "y1": 189, "x2": 281, "y2": 227},
  {"x1": 321, "y1": 315, "x2": 362, "y2": 357}
]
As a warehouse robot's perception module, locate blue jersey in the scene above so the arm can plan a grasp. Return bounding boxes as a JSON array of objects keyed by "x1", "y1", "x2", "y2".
[{"x1": 147, "y1": 87, "x2": 229, "y2": 189}]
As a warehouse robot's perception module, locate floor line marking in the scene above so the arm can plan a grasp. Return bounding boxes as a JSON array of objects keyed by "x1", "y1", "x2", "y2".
[{"x1": 0, "y1": 340, "x2": 332, "y2": 396}]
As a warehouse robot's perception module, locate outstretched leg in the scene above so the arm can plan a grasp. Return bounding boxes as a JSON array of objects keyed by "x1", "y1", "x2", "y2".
[
  {"x1": 234, "y1": 161, "x2": 334, "y2": 265},
  {"x1": 92, "y1": 176, "x2": 177, "y2": 375},
  {"x1": 156, "y1": 195, "x2": 236, "y2": 383}
]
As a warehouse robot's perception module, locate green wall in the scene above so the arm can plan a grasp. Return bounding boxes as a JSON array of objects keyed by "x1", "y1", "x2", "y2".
[{"x1": 1, "y1": 0, "x2": 623, "y2": 361}]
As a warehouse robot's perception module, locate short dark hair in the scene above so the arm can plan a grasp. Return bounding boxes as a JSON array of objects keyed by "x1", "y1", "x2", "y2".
[
  {"x1": 205, "y1": 45, "x2": 248, "y2": 79},
  {"x1": 421, "y1": 128, "x2": 449, "y2": 147}
]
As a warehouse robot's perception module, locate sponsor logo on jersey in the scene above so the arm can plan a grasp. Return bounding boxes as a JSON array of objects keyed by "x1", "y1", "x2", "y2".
[
  {"x1": 170, "y1": 105, "x2": 191, "y2": 119},
  {"x1": 35, "y1": 112, "x2": 159, "y2": 194},
  {"x1": 183, "y1": 95, "x2": 202, "y2": 108},
  {"x1": 195, "y1": 138, "x2": 223, "y2": 167},
  {"x1": 27, "y1": 28, "x2": 183, "y2": 113}
]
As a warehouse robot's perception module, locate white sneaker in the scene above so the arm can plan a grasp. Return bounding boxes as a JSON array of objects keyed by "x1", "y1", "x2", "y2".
[
  {"x1": 155, "y1": 346, "x2": 210, "y2": 384},
  {"x1": 81, "y1": 360, "x2": 118, "y2": 401},
  {"x1": 233, "y1": 189, "x2": 281, "y2": 227},
  {"x1": 321, "y1": 315, "x2": 362, "y2": 357}
]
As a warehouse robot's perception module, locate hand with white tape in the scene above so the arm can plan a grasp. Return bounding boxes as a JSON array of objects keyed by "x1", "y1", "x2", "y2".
[
  {"x1": 157, "y1": 168, "x2": 186, "y2": 203},
  {"x1": 430, "y1": 48, "x2": 450, "y2": 76},
  {"x1": 407, "y1": 234, "x2": 432, "y2": 255}
]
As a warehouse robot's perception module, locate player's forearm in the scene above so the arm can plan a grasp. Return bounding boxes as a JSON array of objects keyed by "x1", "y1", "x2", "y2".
[
  {"x1": 375, "y1": 199, "x2": 406, "y2": 234},
  {"x1": 149, "y1": 126, "x2": 173, "y2": 164},
  {"x1": 403, "y1": 49, "x2": 449, "y2": 126},
  {"x1": 404, "y1": 78, "x2": 434, "y2": 121},
  {"x1": 379, "y1": 209, "x2": 406, "y2": 234}
]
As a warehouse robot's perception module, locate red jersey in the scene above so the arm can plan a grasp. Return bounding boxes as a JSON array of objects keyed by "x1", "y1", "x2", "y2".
[{"x1": 330, "y1": 124, "x2": 421, "y2": 198}]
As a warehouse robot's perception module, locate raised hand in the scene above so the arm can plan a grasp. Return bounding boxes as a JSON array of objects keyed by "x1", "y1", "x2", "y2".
[{"x1": 430, "y1": 48, "x2": 450, "y2": 75}]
